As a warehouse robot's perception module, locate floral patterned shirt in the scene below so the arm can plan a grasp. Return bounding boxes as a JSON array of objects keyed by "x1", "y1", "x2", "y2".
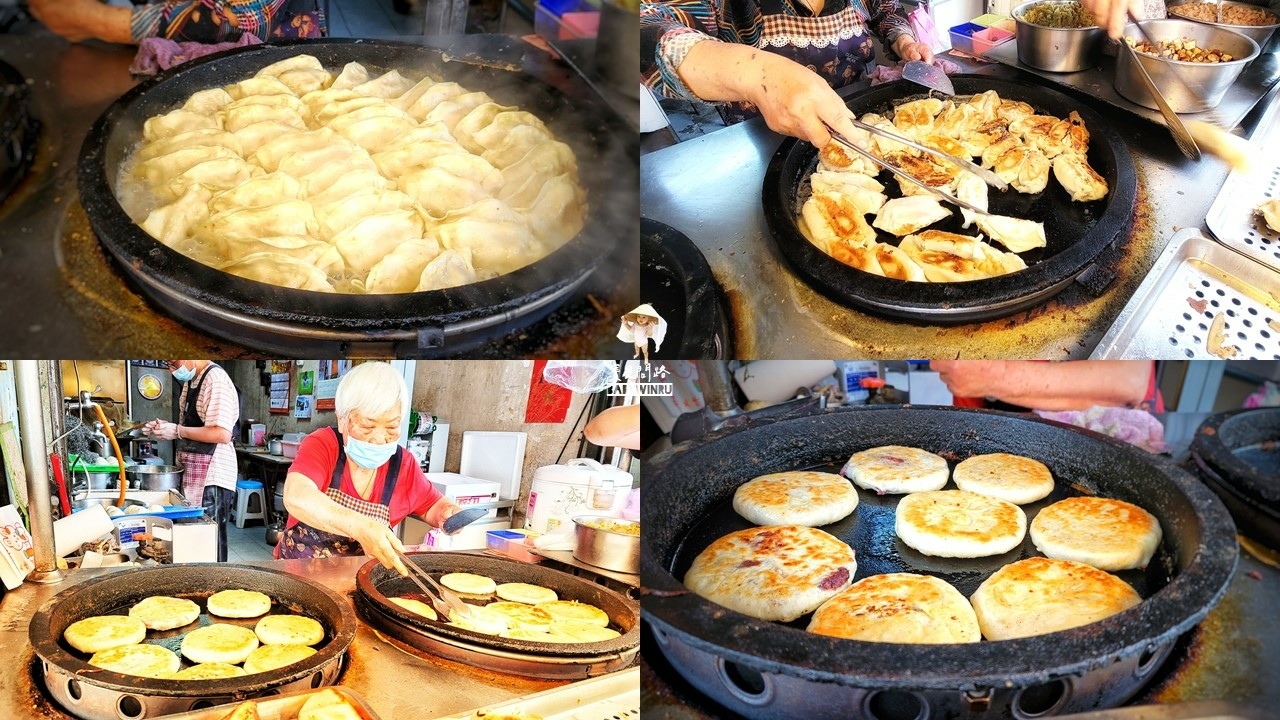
[{"x1": 130, "y1": 0, "x2": 326, "y2": 43}]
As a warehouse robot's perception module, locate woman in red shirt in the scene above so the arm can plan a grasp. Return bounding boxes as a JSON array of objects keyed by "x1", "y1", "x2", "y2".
[{"x1": 278, "y1": 362, "x2": 465, "y2": 575}]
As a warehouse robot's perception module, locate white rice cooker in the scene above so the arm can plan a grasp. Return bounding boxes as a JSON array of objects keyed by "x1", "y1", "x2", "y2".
[{"x1": 525, "y1": 458, "x2": 634, "y2": 534}]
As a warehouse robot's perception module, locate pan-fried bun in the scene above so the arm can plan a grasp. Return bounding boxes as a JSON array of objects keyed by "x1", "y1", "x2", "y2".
[
  {"x1": 1030, "y1": 496, "x2": 1162, "y2": 571},
  {"x1": 388, "y1": 597, "x2": 437, "y2": 620},
  {"x1": 484, "y1": 602, "x2": 554, "y2": 634},
  {"x1": 440, "y1": 572, "x2": 497, "y2": 595},
  {"x1": 684, "y1": 525, "x2": 857, "y2": 622},
  {"x1": 970, "y1": 557, "x2": 1141, "y2": 640},
  {"x1": 88, "y1": 643, "x2": 181, "y2": 678},
  {"x1": 129, "y1": 596, "x2": 201, "y2": 631},
  {"x1": 535, "y1": 600, "x2": 609, "y2": 627},
  {"x1": 952, "y1": 453, "x2": 1054, "y2": 505},
  {"x1": 181, "y1": 623, "x2": 260, "y2": 665},
  {"x1": 255, "y1": 614, "x2": 324, "y2": 646},
  {"x1": 220, "y1": 700, "x2": 261, "y2": 720},
  {"x1": 808, "y1": 573, "x2": 980, "y2": 644},
  {"x1": 171, "y1": 662, "x2": 248, "y2": 680},
  {"x1": 242, "y1": 643, "x2": 317, "y2": 674},
  {"x1": 299, "y1": 688, "x2": 361, "y2": 720},
  {"x1": 495, "y1": 582, "x2": 558, "y2": 605},
  {"x1": 896, "y1": 490, "x2": 1027, "y2": 558},
  {"x1": 733, "y1": 471, "x2": 859, "y2": 527},
  {"x1": 63, "y1": 615, "x2": 147, "y2": 654},
  {"x1": 206, "y1": 589, "x2": 272, "y2": 618},
  {"x1": 841, "y1": 446, "x2": 949, "y2": 494}
]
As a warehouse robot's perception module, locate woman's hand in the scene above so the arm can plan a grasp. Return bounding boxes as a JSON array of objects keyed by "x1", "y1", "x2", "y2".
[
  {"x1": 1077, "y1": 0, "x2": 1142, "y2": 38},
  {"x1": 892, "y1": 36, "x2": 935, "y2": 64},
  {"x1": 749, "y1": 52, "x2": 863, "y2": 148},
  {"x1": 352, "y1": 517, "x2": 409, "y2": 575},
  {"x1": 29, "y1": 0, "x2": 133, "y2": 43},
  {"x1": 144, "y1": 419, "x2": 180, "y2": 440}
]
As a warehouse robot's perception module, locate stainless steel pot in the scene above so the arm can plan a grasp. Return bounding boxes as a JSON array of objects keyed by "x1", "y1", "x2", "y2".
[
  {"x1": 125, "y1": 464, "x2": 183, "y2": 492},
  {"x1": 1114, "y1": 19, "x2": 1260, "y2": 111},
  {"x1": 573, "y1": 515, "x2": 639, "y2": 574},
  {"x1": 1014, "y1": 0, "x2": 1106, "y2": 72},
  {"x1": 269, "y1": 438, "x2": 284, "y2": 455},
  {"x1": 73, "y1": 470, "x2": 123, "y2": 491}
]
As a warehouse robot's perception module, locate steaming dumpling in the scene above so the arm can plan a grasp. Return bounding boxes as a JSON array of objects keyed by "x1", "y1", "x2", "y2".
[
  {"x1": 480, "y1": 124, "x2": 557, "y2": 170},
  {"x1": 135, "y1": 146, "x2": 241, "y2": 187},
  {"x1": 220, "y1": 236, "x2": 345, "y2": 276},
  {"x1": 226, "y1": 77, "x2": 295, "y2": 100},
  {"x1": 330, "y1": 62, "x2": 371, "y2": 91},
  {"x1": 277, "y1": 143, "x2": 377, "y2": 196},
  {"x1": 252, "y1": 129, "x2": 342, "y2": 172},
  {"x1": 222, "y1": 104, "x2": 306, "y2": 133},
  {"x1": 498, "y1": 141, "x2": 579, "y2": 205},
  {"x1": 224, "y1": 93, "x2": 311, "y2": 120},
  {"x1": 400, "y1": 167, "x2": 493, "y2": 218},
  {"x1": 395, "y1": 76, "x2": 438, "y2": 112},
  {"x1": 164, "y1": 157, "x2": 260, "y2": 200},
  {"x1": 201, "y1": 200, "x2": 318, "y2": 241},
  {"x1": 256, "y1": 54, "x2": 326, "y2": 77},
  {"x1": 383, "y1": 122, "x2": 457, "y2": 149},
  {"x1": 327, "y1": 104, "x2": 415, "y2": 133},
  {"x1": 352, "y1": 70, "x2": 416, "y2": 99},
  {"x1": 810, "y1": 170, "x2": 887, "y2": 216},
  {"x1": 136, "y1": 129, "x2": 242, "y2": 163},
  {"x1": 364, "y1": 239, "x2": 444, "y2": 293},
  {"x1": 424, "y1": 91, "x2": 497, "y2": 132},
  {"x1": 372, "y1": 141, "x2": 469, "y2": 178},
  {"x1": 973, "y1": 213, "x2": 1047, "y2": 253},
  {"x1": 182, "y1": 88, "x2": 234, "y2": 114},
  {"x1": 452, "y1": 103, "x2": 520, "y2": 154},
  {"x1": 802, "y1": 191, "x2": 877, "y2": 249},
  {"x1": 314, "y1": 189, "x2": 416, "y2": 240},
  {"x1": 274, "y1": 68, "x2": 331, "y2": 96},
  {"x1": 141, "y1": 186, "x2": 213, "y2": 247},
  {"x1": 402, "y1": 82, "x2": 467, "y2": 120},
  {"x1": 220, "y1": 252, "x2": 335, "y2": 292},
  {"x1": 231, "y1": 120, "x2": 301, "y2": 155},
  {"x1": 332, "y1": 210, "x2": 427, "y2": 273},
  {"x1": 307, "y1": 168, "x2": 391, "y2": 206},
  {"x1": 872, "y1": 195, "x2": 951, "y2": 236},
  {"x1": 417, "y1": 248, "x2": 479, "y2": 291},
  {"x1": 209, "y1": 172, "x2": 304, "y2": 214},
  {"x1": 512, "y1": 174, "x2": 586, "y2": 245},
  {"x1": 436, "y1": 199, "x2": 540, "y2": 275},
  {"x1": 143, "y1": 110, "x2": 220, "y2": 142},
  {"x1": 333, "y1": 115, "x2": 418, "y2": 152},
  {"x1": 313, "y1": 95, "x2": 386, "y2": 125}
]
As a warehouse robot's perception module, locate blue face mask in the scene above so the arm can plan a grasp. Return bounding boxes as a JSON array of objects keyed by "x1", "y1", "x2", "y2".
[
  {"x1": 171, "y1": 364, "x2": 196, "y2": 383},
  {"x1": 345, "y1": 436, "x2": 398, "y2": 469}
]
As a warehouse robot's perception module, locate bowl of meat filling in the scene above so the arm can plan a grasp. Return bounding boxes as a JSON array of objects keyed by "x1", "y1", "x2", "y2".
[{"x1": 1014, "y1": 0, "x2": 1106, "y2": 72}]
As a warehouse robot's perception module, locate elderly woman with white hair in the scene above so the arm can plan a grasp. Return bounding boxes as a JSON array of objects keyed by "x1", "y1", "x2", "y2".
[{"x1": 278, "y1": 362, "x2": 466, "y2": 574}]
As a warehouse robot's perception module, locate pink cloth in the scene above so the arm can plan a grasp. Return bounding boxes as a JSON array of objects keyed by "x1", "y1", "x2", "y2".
[
  {"x1": 130, "y1": 35, "x2": 262, "y2": 76},
  {"x1": 867, "y1": 58, "x2": 962, "y2": 86},
  {"x1": 1034, "y1": 407, "x2": 1169, "y2": 454}
]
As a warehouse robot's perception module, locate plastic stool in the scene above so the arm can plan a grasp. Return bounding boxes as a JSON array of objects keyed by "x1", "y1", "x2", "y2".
[{"x1": 233, "y1": 479, "x2": 266, "y2": 529}]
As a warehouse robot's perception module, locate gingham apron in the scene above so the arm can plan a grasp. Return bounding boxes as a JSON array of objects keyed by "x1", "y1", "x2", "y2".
[
  {"x1": 278, "y1": 427, "x2": 404, "y2": 559},
  {"x1": 724, "y1": 0, "x2": 876, "y2": 124}
]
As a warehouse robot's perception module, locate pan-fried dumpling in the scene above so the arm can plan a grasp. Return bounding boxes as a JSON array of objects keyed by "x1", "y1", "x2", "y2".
[
  {"x1": 224, "y1": 93, "x2": 311, "y2": 120},
  {"x1": 330, "y1": 62, "x2": 371, "y2": 91},
  {"x1": 969, "y1": 90, "x2": 1002, "y2": 122},
  {"x1": 861, "y1": 115, "x2": 913, "y2": 159},
  {"x1": 513, "y1": 174, "x2": 586, "y2": 244},
  {"x1": 307, "y1": 168, "x2": 390, "y2": 206},
  {"x1": 143, "y1": 110, "x2": 220, "y2": 142},
  {"x1": 1051, "y1": 153, "x2": 1108, "y2": 202},
  {"x1": 136, "y1": 129, "x2": 242, "y2": 163},
  {"x1": 201, "y1": 200, "x2": 318, "y2": 241},
  {"x1": 333, "y1": 115, "x2": 418, "y2": 152},
  {"x1": 256, "y1": 54, "x2": 327, "y2": 78},
  {"x1": 469, "y1": 111, "x2": 550, "y2": 150},
  {"x1": 802, "y1": 191, "x2": 877, "y2": 248},
  {"x1": 452, "y1": 103, "x2": 520, "y2": 154},
  {"x1": 872, "y1": 195, "x2": 951, "y2": 236},
  {"x1": 221, "y1": 103, "x2": 306, "y2": 133},
  {"x1": 383, "y1": 122, "x2": 457, "y2": 150},
  {"x1": 183, "y1": 88, "x2": 234, "y2": 114},
  {"x1": 220, "y1": 252, "x2": 335, "y2": 292},
  {"x1": 436, "y1": 199, "x2": 540, "y2": 275},
  {"x1": 277, "y1": 144, "x2": 377, "y2": 196},
  {"x1": 416, "y1": 249, "x2": 480, "y2": 291},
  {"x1": 400, "y1": 167, "x2": 493, "y2": 218},
  {"x1": 273, "y1": 68, "x2": 331, "y2": 96},
  {"x1": 371, "y1": 141, "x2": 469, "y2": 178},
  {"x1": 226, "y1": 76, "x2": 295, "y2": 100},
  {"x1": 313, "y1": 94, "x2": 385, "y2": 125},
  {"x1": 900, "y1": 230, "x2": 1026, "y2": 282},
  {"x1": 394, "y1": 76, "x2": 438, "y2": 111},
  {"x1": 479, "y1": 124, "x2": 557, "y2": 170},
  {"x1": 332, "y1": 210, "x2": 427, "y2": 273},
  {"x1": 327, "y1": 103, "x2": 415, "y2": 132},
  {"x1": 1257, "y1": 199, "x2": 1280, "y2": 233},
  {"x1": 973, "y1": 213, "x2": 1047, "y2": 253},
  {"x1": 134, "y1": 146, "x2": 241, "y2": 187},
  {"x1": 991, "y1": 146, "x2": 1050, "y2": 195},
  {"x1": 364, "y1": 239, "x2": 444, "y2": 293},
  {"x1": 314, "y1": 189, "x2": 416, "y2": 240},
  {"x1": 818, "y1": 136, "x2": 878, "y2": 175},
  {"x1": 352, "y1": 70, "x2": 416, "y2": 99},
  {"x1": 810, "y1": 170, "x2": 886, "y2": 216},
  {"x1": 501, "y1": 140, "x2": 578, "y2": 192},
  {"x1": 892, "y1": 98, "x2": 943, "y2": 139},
  {"x1": 221, "y1": 236, "x2": 345, "y2": 276},
  {"x1": 164, "y1": 157, "x2": 260, "y2": 200},
  {"x1": 874, "y1": 242, "x2": 927, "y2": 282},
  {"x1": 887, "y1": 152, "x2": 962, "y2": 197},
  {"x1": 209, "y1": 172, "x2": 304, "y2": 214},
  {"x1": 402, "y1": 82, "x2": 467, "y2": 120},
  {"x1": 961, "y1": 119, "x2": 1010, "y2": 159},
  {"x1": 980, "y1": 132, "x2": 1022, "y2": 169},
  {"x1": 425, "y1": 154, "x2": 503, "y2": 193},
  {"x1": 996, "y1": 99, "x2": 1035, "y2": 124},
  {"x1": 953, "y1": 171, "x2": 988, "y2": 229},
  {"x1": 826, "y1": 239, "x2": 884, "y2": 274},
  {"x1": 935, "y1": 102, "x2": 984, "y2": 140},
  {"x1": 252, "y1": 128, "x2": 341, "y2": 172},
  {"x1": 423, "y1": 91, "x2": 498, "y2": 132},
  {"x1": 232, "y1": 120, "x2": 301, "y2": 155},
  {"x1": 141, "y1": 186, "x2": 212, "y2": 247}
]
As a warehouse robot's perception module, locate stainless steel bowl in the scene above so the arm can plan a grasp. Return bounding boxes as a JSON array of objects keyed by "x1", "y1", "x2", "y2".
[
  {"x1": 1167, "y1": 0, "x2": 1280, "y2": 47},
  {"x1": 126, "y1": 464, "x2": 184, "y2": 492},
  {"x1": 70, "y1": 497, "x2": 147, "y2": 512},
  {"x1": 72, "y1": 469, "x2": 127, "y2": 491},
  {"x1": 1115, "y1": 19, "x2": 1260, "y2": 111},
  {"x1": 572, "y1": 515, "x2": 639, "y2": 574},
  {"x1": 1014, "y1": 0, "x2": 1106, "y2": 72}
]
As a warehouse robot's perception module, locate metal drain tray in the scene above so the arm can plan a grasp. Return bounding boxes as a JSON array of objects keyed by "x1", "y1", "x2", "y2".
[
  {"x1": 433, "y1": 667, "x2": 639, "y2": 720},
  {"x1": 1092, "y1": 228, "x2": 1280, "y2": 359},
  {"x1": 1206, "y1": 86, "x2": 1280, "y2": 273}
]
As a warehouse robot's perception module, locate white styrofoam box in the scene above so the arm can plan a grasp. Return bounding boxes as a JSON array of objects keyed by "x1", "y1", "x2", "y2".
[
  {"x1": 733, "y1": 361, "x2": 838, "y2": 403},
  {"x1": 459, "y1": 431, "x2": 527, "y2": 500},
  {"x1": 420, "y1": 517, "x2": 512, "y2": 551},
  {"x1": 427, "y1": 472, "x2": 501, "y2": 519}
]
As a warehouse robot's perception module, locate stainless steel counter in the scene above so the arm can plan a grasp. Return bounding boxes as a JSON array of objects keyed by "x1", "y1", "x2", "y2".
[
  {"x1": 0, "y1": 556, "x2": 592, "y2": 720},
  {"x1": 639, "y1": 57, "x2": 1275, "y2": 358}
]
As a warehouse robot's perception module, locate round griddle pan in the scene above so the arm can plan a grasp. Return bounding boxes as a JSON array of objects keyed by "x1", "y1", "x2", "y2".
[
  {"x1": 78, "y1": 39, "x2": 636, "y2": 353},
  {"x1": 30, "y1": 563, "x2": 355, "y2": 720},
  {"x1": 1190, "y1": 407, "x2": 1280, "y2": 548},
  {"x1": 641, "y1": 218, "x2": 731, "y2": 360},
  {"x1": 642, "y1": 406, "x2": 1237, "y2": 718},
  {"x1": 762, "y1": 75, "x2": 1137, "y2": 324}
]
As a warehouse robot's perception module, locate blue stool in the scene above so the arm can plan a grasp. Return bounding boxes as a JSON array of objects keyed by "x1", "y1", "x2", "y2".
[{"x1": 233, "y1": 479, "x2": 266, "y2": 529}]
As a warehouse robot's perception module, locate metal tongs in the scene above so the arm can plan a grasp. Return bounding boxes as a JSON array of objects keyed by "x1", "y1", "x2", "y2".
[
  {"x1": 822, "y1": 121, "x2": 992, "y2": 216},
  {"x1": 850, "y1": 118, "x2": 1009, "y2": 191},
  {"x1": 393, "y1": 549, "x2": 473, "y2": 621}
]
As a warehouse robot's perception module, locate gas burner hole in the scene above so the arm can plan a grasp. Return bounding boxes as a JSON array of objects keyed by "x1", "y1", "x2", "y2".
[
  {"x1": 865, "y1": 690, "x2": 927, "y2": 720},
  {"x1": 311, "y1": 672, "x2": 325, "y2": 688},
  {"x1": 117, "y1": 694, "x2": 144, "y2": 719},
  {"x1": 1012, "y1": 679, "x2": 1070, "y2": 718},
  {"x1": 1136, "y1": 643, "x2": 1170, "y2": 678},
  {"x1": 715, "y1": 657, "x2": 773, "y2": 706},
  {"x1": 190, "y1": 700, "x2": 218, "y2": 710},
  {"x1": 261, "y1": 689, "x2": 282, "y2": 697},
  {"x1": 66, "y1": 678, "x2": 82, "y2": 702}
]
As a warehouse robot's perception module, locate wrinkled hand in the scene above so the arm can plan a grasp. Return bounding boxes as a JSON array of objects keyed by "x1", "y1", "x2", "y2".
[
  {"x1": 28, "y1": 0, "x2": 94, "y2": 42},
  {"x1": 1078, "y1": 0, "x2": 1144, "y2": 38},
  {"x1": 353, "y1": 517, "x2": 408, "y2": 575},
  {"x1": 930, "y1": 360, "x2": 1005, "y2": 400},
  {"x1": 144, "y1": 420, "x2": 179, "y2": 440},
  {"x1": 749, "y1": 53, "x2": 862, "y2": 149},
  {"x1": 893, "y1": 36, "x2": 935, "y2": 64}
]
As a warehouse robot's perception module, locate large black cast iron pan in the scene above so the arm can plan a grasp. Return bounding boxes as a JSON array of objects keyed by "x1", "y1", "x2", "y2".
[
  {"x1": 78, "y1": 39, "x2": 637, "y2": 355},
  {"x1": 762, "y1": 75, "x2": 1137, "y2": 324},
  {"x1": 642, "y1": 406, "x2": 1236, "y2": 719},
  {"x1": 1190, "y1": 407, "x2": 1280, "y2": 547}
]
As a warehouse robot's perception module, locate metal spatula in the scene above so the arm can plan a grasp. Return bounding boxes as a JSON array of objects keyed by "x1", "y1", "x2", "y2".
[
  {"x1": 902, "y1": 60, "x2": 955, "y2": 96},
  {"x1": 443, "y1": 506, "x2": 489, "y2": 534}
]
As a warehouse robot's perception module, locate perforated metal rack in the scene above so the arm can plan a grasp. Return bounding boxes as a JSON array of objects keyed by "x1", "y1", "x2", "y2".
[{"x1": 1206, "y1": 91, "x2": 1280, "y2": 273}]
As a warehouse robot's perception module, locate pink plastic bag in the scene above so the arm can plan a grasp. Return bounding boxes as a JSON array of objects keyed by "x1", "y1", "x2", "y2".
[{"x1": 908, "y1": 3, "x2": 946, "y2": 55}]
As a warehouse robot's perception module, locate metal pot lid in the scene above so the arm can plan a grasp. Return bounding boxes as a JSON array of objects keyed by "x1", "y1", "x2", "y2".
[
  {"x1": 30, "y1": 563, "x2": 355, "y2": 699},
  {"x1": 761, "y1": 75, "x2": 1137, "y2": 324},
  {"x1": 1191, "y1": 407, "x2": 1280, "y2": 506},
  {"x1": 642, "y1": 406, "x2": 1238, "y2": 690},
  {"x1": 76, "y1": 39, "x2": 635, "y2": 350}
]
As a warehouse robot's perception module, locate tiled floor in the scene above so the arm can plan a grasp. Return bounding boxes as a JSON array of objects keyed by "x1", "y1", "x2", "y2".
[{"x1": 226, "y1": 522, "x2": 277, "y2": 563}]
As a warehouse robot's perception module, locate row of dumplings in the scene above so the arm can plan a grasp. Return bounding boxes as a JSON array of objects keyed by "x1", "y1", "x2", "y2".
[{"x1": 120, "y1": 54, "x2": 586, "y2": 294}]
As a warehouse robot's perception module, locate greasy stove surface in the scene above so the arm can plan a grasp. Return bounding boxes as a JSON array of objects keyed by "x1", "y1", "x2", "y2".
[
  {"x1": 640, "y1": 549, "x2": 1280, "y2": 719},
  {"x1": 639, "y1": 56, "x2": 1277, "y2": 358},
  {"x1": 0, "y1": 34, "x2": 637, "y2": 357}
]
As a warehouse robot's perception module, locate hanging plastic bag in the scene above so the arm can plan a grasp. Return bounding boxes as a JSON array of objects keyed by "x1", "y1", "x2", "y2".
[
  {"x1": 908, "y1": 0, "x2": 946, "y2": 55},
  {"x1": 543, "y1": 360, "x2": 619, "y2": 394}
]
